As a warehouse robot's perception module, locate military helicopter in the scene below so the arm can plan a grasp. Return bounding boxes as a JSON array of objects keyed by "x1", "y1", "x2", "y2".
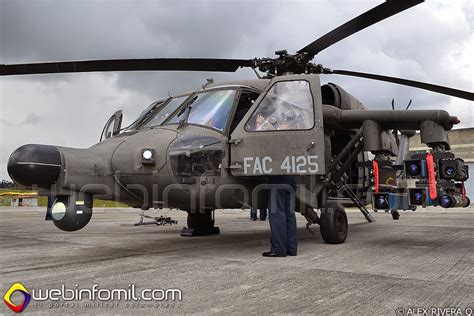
[{"x1": 3, "y1": 0, "x2": 473, "y2": 244}]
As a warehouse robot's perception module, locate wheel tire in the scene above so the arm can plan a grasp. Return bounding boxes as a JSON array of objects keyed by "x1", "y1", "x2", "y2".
[{"x1": 320, "y1": 202, "x2": 348, "y2": 244}]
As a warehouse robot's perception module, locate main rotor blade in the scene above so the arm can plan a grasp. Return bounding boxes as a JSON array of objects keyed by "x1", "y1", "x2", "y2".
[
  {"x1": 298, "y1": 0, "x2": 424, "y2": 58},
  {"x1": 0, "y1": 58, "x2": 254, "y2": 76},
  {"x1": 330, "y1": 69, "x2": 474, "y2": 101}
]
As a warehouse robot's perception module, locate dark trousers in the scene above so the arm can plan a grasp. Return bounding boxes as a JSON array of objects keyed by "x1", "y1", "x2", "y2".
[
  {"x1": 268, "y1": 176, "x2": 297, "y2": 256},
  {"x1": 250, "y1": 208, "x2": 267, "y2": 220}
]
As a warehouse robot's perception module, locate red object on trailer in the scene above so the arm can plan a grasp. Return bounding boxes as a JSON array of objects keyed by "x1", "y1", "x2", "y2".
[
  {"x1": 426, "y1": 153, "x2": 437, "y2": 200},
  {"x1": 372, "y1": 160, "x2": 379, "y2": 193}
]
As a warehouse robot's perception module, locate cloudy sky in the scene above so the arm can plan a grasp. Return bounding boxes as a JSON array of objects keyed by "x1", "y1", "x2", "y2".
[{"x1": 0, "y1": 0, "x2": 472, "y2": 180}]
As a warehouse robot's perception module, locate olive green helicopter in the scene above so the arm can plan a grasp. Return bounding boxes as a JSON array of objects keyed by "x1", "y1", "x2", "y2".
[{"x1": 4, "y1": 0, "x2": 473, "y2": 244}]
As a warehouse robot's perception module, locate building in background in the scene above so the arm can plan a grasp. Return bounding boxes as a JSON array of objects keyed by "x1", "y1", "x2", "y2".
[
  {"x1": 11, "y1": 195, "x2": 39, "y2": 207},
  {"x1": 0, "y1": 192, "x2": 39, "y2": 207}
]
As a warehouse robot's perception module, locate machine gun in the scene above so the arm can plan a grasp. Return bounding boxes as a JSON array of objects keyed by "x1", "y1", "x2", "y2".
[{"x1": 135, "y1": 214, "x2": 178, "y2": 226}]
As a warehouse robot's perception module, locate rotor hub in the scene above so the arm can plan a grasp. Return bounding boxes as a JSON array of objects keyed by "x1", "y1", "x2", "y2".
[{"x1": 253, "y1": 51, "x2": 311, "y2": 76}]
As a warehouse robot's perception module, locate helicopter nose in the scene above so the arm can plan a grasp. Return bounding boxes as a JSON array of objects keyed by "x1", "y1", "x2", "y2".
[{"x1": 7, "y1": 144, "x2": 62, "y2": 188}]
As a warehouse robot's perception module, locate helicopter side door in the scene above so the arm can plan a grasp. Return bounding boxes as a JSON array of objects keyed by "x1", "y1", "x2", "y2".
[{"x1": 229, "y1": 75, "x2": 325, "y2": 176}]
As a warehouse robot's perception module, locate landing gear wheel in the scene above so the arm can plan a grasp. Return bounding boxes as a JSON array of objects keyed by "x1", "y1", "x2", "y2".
[
  {"x1": 320, "y1": 202, "x2": 348, "y2": 244},
  {"x1": 181, "y1": 210, "x2": 220, "y2": 237}
]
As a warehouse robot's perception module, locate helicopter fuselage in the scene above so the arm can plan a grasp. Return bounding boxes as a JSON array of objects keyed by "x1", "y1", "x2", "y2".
[{"x1": 7, "y1": 74, "x2": 465, "y2": 234}]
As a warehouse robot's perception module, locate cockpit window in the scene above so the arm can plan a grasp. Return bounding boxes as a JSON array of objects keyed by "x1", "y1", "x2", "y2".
[
  {"x1": 187, "y1": 90, "x2": 236, "y2": 131},
  {"x1": 245, "y1": 80, "x2": 314, "y2": 131},
  {"x1": 143, "y1": 95, "x2": 189, "y2": 128},
  {"x1": 166, "y1": 89, "x2": 235, "y2": 131},
  {"x1": 121, "y1": 101, "x2": 162, "y2": 132},
  {"x1": 166, "y1": 95, "x2": 196, "y2": 125},
  {"x1": 138, "y1": 101, "x2": 160, "y2": 120}
]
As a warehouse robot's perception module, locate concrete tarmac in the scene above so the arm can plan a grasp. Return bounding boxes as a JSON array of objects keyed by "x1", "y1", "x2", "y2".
[{"x1": 0, "y1": 206, "x2": 473, "y2": 315}]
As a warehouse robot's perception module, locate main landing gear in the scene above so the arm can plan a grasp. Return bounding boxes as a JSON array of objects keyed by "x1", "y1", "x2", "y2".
[
  {"x1": 181, "y1": 210, "x2": 220, "y2": 237},
  {"x1": 303, "y1": 202, "x2": 348, "y2": 244},
  {"x1": 320, "y1": 202, "x2": 348, "y2": 244}
]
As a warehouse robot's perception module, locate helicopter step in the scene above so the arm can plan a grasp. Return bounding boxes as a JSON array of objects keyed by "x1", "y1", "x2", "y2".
[{"x1": 181, "y1": 210, "x2": 220, "y2": 237}]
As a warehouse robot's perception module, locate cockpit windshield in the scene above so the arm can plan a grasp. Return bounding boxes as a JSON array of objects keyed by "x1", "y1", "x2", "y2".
[
  {"x1": 166, "y1": 89, "x2": 236, "y2": 132},
  {"x1": 143, "y1": 95, "x2": 189, "y2": 128},
  {"x1": 121, "y1": 100, "x2": 163, "y2": 132}
]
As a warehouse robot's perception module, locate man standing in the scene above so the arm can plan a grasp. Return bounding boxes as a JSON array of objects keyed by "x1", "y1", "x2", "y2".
[{"x1": 263, "y1": 175, "x2": 297, "y2": 257}]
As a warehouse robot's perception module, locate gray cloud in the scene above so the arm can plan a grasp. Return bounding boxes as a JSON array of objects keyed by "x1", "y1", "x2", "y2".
[
  {"x1": 0, "y1": 0, "x2": 472, "y2": 180},
  {"x1": 21, "y1": 113, "x2": 42, "y2": 125}
]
